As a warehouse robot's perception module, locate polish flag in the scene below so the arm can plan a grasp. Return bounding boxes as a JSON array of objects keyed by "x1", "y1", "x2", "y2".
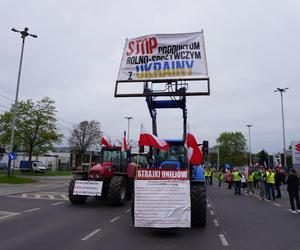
[
  {"x1": 101, "y1": 133, "x2": 112, "y2": 148},
  {"x1": 138, "y1": 123, "x2": 169, "y2": 151},
  {"x1": 121, "y1": 133, "x2": 127, "y2": 151},
  {"x1": 185, "y1": 125, "x2": 203, "y2": 165}
]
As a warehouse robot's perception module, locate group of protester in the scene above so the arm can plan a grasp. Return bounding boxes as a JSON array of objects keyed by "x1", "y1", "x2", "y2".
[{"x1": 210, "y1": 167, "x2": 300, "y2": 214}]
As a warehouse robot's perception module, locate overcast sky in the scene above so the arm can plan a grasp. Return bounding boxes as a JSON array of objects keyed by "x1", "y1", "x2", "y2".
[{"x1": 0, "y1": 0, "x2": 299, "y2": 154}]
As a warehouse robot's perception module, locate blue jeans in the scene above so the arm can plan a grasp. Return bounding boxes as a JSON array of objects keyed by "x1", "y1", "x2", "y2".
[
  {"x1": 234, "y1": 181, "x2": 241, "y2": 195},
  {"x1": 266, "y1": 183, "x2": 275, "y2": 200}
]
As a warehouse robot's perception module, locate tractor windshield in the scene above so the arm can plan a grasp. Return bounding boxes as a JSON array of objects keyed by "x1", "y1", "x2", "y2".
[
  {"x1": 157, "y1": 144, "x2": 188, "y2": 168},
  {"x1": 102, "y1": 150, "x2": 121, "y2": 166}
]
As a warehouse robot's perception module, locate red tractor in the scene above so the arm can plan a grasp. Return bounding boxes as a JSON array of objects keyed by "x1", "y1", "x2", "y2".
[{"x1": 68, "y1": 146, "x2": 135, "y2": 206}]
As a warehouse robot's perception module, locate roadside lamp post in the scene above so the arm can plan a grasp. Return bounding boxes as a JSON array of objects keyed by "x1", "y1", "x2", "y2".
[
  {"x1": 7, "y1": 27, "x2": 37, "y2": 177},
  {"x1": 124, "y1": 116, "x2": 133, "y2": 143},
  {"x1": 246, "y1": 124, "x2": 253, "y2": 166},
  {"x1": 274, "y1": 87, "x2": 289, "y2": 168}
]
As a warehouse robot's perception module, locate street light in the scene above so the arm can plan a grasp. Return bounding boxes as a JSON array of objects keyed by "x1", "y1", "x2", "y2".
[
  {"x1": 274, "y1": 87, "x2": 289, "y2": 168},
  {"x1": 246, "y1": 124, "x2": 253, "y2": 166},
  {"x1": 7, "y1": 27, "x2": 37, "y2": 177},
  {"x1": 124, "y1": 116, "x2": 133, "y2": 143}
]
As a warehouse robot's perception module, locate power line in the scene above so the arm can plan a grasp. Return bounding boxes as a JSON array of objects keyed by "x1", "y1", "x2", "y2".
[
  {"x1": 0, "y1": 93, "x2": 14, "y2": 101},
  {"x1": 0, "y1": 104, "x2": 10, "y2": 110}
]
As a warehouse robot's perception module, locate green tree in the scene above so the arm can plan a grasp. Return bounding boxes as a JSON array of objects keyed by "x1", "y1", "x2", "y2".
[
  {"x1": 216, "y1": 132, "x2": 247, "y2": 167},
  {"x1": 257, "y1": 149, "x2": 269, "y2": 167},
  {"x1": 69, "y1": 120, "x2": 102, "y2": 165},
  {"x1": 0, "y1": 97, "x2": 63, "y2": 163}
]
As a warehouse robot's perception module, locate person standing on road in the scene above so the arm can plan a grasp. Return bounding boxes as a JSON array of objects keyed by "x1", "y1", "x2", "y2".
[
  {"x1": 218, "y1": 170, "x2": 224, "y2": 188},
  {"x1": 205, "y1": 168, "x2": 210, "y2": 185},
  {"x1": 287, "y1": 169, "x2": 300, "y2": 214},
  {"x1": 254, "y1": 168, "x2": 260, "y2": 188},
  {"x1": 209, "y1": 169, "x2": 213, "y2": 185},
  {"x1": 265, "y1": 168, "x2": 276, "y2": 201},
  {"x1": 258, "y1": 169, "x2": 266, "y2": 200},
  {"x1": 275, "y1": 169, "x2": 282, "y2": 198},
  {"x1": 233, "y1": 169, "x2": 242, "y2": 195},
  {"x1": 226, "y1": 170, "x2": 233, "y2": 189},
  {"x1": 247, "y1": 170, "x2": 255, "y2": 195}
]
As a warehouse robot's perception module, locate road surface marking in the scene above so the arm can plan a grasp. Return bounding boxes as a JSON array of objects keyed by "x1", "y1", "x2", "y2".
[
  {"x1": 62, "y1": 195, "x2": 68, "y2": 200},
  {"x1": 110, "y1": 216, "x2": 120, "y2": 223},
  {"x1": 23, "y1": 208, "x2": 41, "y2": 213},
  {"x1": 219, "y1": 234, "x2": 229, "y2": 246},
  {"x1": 81, "y1": 229, "x2": 101, "y2": 241},
  {"x1": 126, "y1": 208, "x2": 131, "y2": 213},
  {"x1": 207, "y1": 203, "x2": 211, "y2": 208},
  {"x1": 51, "y1": 202, "x2": 64, "y2": 206},
  {"x1": 0, "y1": 211, "x2": 20, "y2": 220},
  {"x1": 213, "y1": 219, "x2": 219, "y2": 227},
  {"x1": 22, "y1": 193, "x2": 27, "y2": 198},
  {"x1": 273, "y1": 203, "x2": 282, "y2": 207},
  {"x1": 210, "y1": 210, "x2": 214, "y2": 216},
  {"x1": 35, "y1": 194, "x2": 41, "y2": 199},
  {"x1": 48, "y1": 195, "x2": 55, "y2": 199}
]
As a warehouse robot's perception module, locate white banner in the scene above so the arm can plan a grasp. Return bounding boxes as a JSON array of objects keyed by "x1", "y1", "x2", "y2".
[
  {"x1": 73, "y1": 180, "x2": 103, "y2": 196},
  {"x1": 292, "y1": 141, "x2": 300, "y2": 165},
  {"x1": 117, "y1": 31, "x2": 208, "y2": 81},
  {"x1": 134, "y1": 176, "x2": 191, "y2": 228}
]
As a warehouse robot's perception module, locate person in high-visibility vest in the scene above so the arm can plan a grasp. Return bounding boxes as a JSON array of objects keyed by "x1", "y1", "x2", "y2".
[
  {"x1": 247, "y1": 170, "x2": 255, "y2": 195},
  {"x1": 204, "y1": 168, "x2": 210, "y2": 185},
  {"x1": 265, "y1": 168, "x2": 276, "y2": 200},
  {"x1": 218, "y1": 170, "x2": 225, "y2": 188},
  {"x1": 233, "y1": 168, "x2": 242, "y2": 195}
]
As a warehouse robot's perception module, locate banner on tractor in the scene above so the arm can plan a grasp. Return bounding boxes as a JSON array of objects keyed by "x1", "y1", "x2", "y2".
[
  {"x1": 73, "y1": 180, "x2": 103, "y2": 196},
  {"x1": 117, "y1": 31, "x2": 208, "y2": 82},
  {"x1": 134, "y1": 169, "x2": 191, "y2": 228}
]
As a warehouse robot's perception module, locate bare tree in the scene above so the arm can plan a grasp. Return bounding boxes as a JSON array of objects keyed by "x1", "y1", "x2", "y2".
[{"x1": 69, "y1": 120, "x2": 102, "y2": 165}]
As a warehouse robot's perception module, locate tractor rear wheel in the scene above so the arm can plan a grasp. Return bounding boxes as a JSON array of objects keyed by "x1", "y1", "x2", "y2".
[
  {"x1": 191, "y1": 182, "x2": 206, "y2": 227},
  {"x1": 68, "y1": 176, "x2": 87, "y2": 204},
  {"x1": 108, "y1": 176, "x2": 127, "y2": 206}
]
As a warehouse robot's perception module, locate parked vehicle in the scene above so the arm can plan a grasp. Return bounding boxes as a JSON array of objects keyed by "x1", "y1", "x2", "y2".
[{"x1": 19, "y1": 160, "x2": 47, "y2": 173}]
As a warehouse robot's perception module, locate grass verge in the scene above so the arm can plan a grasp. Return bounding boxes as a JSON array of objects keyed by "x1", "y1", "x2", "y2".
[{"x1": 0, "y1": 174, "x2": 36, "y2": 184}]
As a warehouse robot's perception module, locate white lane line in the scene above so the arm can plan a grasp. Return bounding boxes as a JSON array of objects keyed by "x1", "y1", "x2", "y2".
[
  {"x1": 213, "y1": 219, "x2": 219, "y2": 227},
  {"x1": 273, "y1": 203, "x2": 282, "y2": 207},
  {"x1": 81, "y1": 229, "x2": 101, "y2": 241},
  {"x1": 23, "y1": 208, "x2": 41, "y2": 213},
  {"x1": 22, "y1": 193, "x2": 27, "y2": 198},
  {"x1": 62, "y1": 195, "x2": 68, "y2": 200},
  {"x1": 209, "y1": 210, "x2": 215, "y2": 216},
  {"x1": 219, "y1": 234, "x2": 229, "y2": 246},
  {"x1": 110, "y1": 216, "x2": 120, "y2": 223},
  {"x1": 35, "y1": 194, "x2": 41, "y2": 199},
  {"x1": 126, "y1": 208, "x2": 131, "y2": 213},
  {"x1": 207, "y1": 203, "x2": 211, "y2": 208},
  {"x1": 48, "y1": 195, "x2": 55, "y2": 199},
  {"x1": 51, "y1": 202, "x2": 64, "y2": 206},
  {"x1": 0, "y1": 211, "x2": 20, "y2": 220}
]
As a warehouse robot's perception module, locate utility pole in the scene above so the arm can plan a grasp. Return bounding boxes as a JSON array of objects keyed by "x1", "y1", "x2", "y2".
[
  {"x1": 7, "y1": 27, "x2": 37, "y2": 177},
  {"x1": 246, "y1": 124, "x2": 253, "y2": 166},
  {"x1": 274, "y1": 87, "x2": 289, "y2": 168}
]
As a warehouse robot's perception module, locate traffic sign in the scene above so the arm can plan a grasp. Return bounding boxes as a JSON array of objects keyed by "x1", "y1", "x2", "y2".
[{"x1": 9, "y1": 152, "x2": 17, "y2": 161}]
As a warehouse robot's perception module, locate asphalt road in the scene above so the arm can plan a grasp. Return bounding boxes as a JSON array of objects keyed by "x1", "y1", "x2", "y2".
[{"x1": 0, "y1": 177, "x2": 299, "y2": 250}]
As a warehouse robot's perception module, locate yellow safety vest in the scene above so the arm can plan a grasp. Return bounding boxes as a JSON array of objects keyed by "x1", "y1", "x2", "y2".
[
  {"x1": 266, "y1": 172, "x2": 275, "y2": 184},
  {"x1": 204, "y1": 170, "x2": 209, "y2": 177},
  {"x1": 248, "y1": 173, "x2": 254, "y2": 182},
  {"x1": 233, "y1": 172, "x2": 242, "y2": 182}
]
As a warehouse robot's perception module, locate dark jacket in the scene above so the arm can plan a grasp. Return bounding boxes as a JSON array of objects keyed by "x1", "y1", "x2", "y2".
[
  {"x1": 287, "y1": 173, "x2": 300, "y2": 192},
  {"x1": 275, "y1": 172, "x2": 282, "y2": 186}
]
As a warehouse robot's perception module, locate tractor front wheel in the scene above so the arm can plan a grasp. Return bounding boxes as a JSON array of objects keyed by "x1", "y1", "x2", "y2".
[
  {"x1": 108, "y1": 176, "x2": 127, "y2": 206},
  {"x1": 68, "y1": 176, "x2": 88, "y2": 204},
  {"x1": 191, "y1": 182, "x2": 206, "y2": 227}
]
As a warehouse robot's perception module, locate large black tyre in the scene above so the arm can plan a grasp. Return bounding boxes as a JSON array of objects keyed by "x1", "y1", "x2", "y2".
[
  {"x1": 191, "y1": 182, "x2": 206, "y2": 227},
  {"x1": 68, "y1": 176, "x2": 88, "y2": 204},
  {"x1": 108, "y1": 176, "x2": 127, "y2": 206}
]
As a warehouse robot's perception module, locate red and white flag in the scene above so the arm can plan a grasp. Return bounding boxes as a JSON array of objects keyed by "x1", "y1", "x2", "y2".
[
  {"x1": 121, "y1": 133, "x2": 127, "y2": 151},
  {"x1": 101, "y1": 133, "x2": 112, "y2": 148},
  {"x1": 139, "y1": 123, "x2": 169, "y2": 151},
  {"x1": 185, "y1": 125, "x2": 203, "y2": 165}
]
